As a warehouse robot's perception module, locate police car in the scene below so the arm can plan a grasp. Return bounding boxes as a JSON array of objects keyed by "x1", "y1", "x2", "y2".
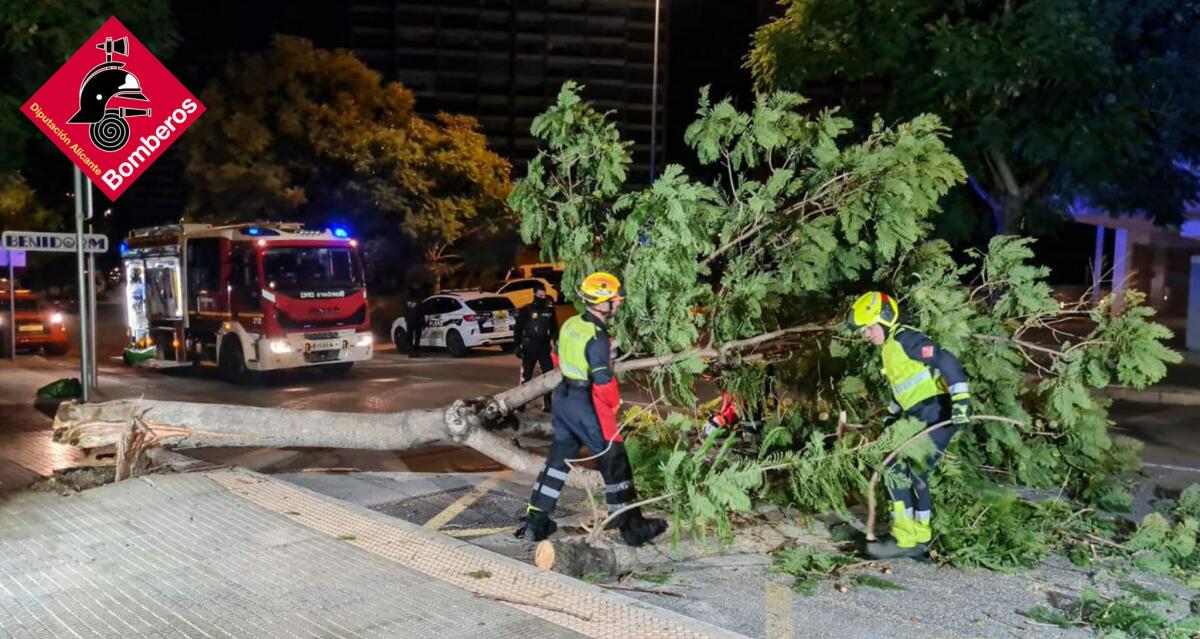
[{"x1": 391, "y1": 290, "x2": 517, "y2": 357}]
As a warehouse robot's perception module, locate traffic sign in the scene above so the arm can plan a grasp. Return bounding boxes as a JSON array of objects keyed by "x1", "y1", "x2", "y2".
[
  {"x1": 0, "y1": 247, "x2": 26, "y2": 267},
  {"x1": 2, "y1": 231, "x2": 108, "y2": 253}
]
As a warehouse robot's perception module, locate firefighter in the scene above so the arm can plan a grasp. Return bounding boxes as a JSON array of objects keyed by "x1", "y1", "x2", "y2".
[
  {"x1": 514, "y1": 283, "x2": 556, "y2": 412},
  {"x1": 516, "y1": 272, "x2": 668, "y2": 546},
  {"x1": 846, "y1": 291, "x2": 972, "y2": 559}
]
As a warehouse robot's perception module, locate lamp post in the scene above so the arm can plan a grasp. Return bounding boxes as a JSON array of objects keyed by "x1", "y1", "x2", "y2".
[{"x1": 649, "y1": 0, "x2": 661, "y2": 183}]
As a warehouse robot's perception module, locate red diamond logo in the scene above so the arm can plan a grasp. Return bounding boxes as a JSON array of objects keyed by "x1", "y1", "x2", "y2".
[{"x1": 20, "y1": 17, "x2": 205, "y2": 200}]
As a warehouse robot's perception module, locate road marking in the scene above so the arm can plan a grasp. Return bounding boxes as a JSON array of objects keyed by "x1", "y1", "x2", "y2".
[
  {"x1": 423, "y1": 472, "x2": 513, "y2": 531},
  {"x1": 1142, "y1": 461, "x2": 1200, "y2": 474},
  {"x1": 764, "y1": 578, "x2": 794, "y2": 639},
  {"x1": 442, "y1": 526, "x2": 515, "y2": 538}
]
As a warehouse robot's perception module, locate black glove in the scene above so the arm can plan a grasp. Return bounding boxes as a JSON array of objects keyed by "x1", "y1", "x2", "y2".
[{"x1": 951, "y1": 399, "x2": 972, "y2": 425}]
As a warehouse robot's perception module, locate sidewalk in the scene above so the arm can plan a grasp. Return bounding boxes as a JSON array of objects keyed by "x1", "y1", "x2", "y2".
[{"x1": 0, "y1": 469, "x2": 742, "y2": 639}]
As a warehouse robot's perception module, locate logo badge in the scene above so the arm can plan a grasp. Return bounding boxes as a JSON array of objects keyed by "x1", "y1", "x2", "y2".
[
  {"x1": 21, "y1": 17, "x2": 205, "y2": 200},
  {"x1": 921, "y1": 345, "x2": 935, "y2": 359}
]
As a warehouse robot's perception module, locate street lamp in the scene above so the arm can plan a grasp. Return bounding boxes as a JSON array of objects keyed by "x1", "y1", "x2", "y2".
[{"x1": 649, "y1": 0, "x2": 661, "y2": 183}]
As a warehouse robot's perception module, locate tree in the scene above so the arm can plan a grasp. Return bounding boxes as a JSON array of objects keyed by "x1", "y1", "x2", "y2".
[
  {"x1": 747, "y1": 0, "x2": 1200, "y2": 235},
  {"x1": 183, "y1": 36, "x2": 511, "y2": 253},
  {"x1": 510, "y1": 83, "x2": 1179, "y2": 567},
  {"x1": 57, "y1": 83, "x2": 1181, "y2": 573},
  {"x1": 0, "y1": 1, "x2": 177, "y2": 229}
]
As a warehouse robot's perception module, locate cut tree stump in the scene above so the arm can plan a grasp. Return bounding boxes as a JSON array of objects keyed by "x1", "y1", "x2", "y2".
[{"x1": 534, "y1": 521, "x2": 837, "y2": 578}]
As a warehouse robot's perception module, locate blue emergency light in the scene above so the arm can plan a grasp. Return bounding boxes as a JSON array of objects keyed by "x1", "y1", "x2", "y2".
[
  {"x1": 332, "y1": 227, "x2": 350, "y2": 238},
  {"x1": 246, "y1": 227, "x2": 261, "y2": 236}
]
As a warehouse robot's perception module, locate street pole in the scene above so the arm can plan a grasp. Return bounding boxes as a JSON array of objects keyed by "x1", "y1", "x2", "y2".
[
  {"x1": 649, "y1": 0, "x2": 661, "y2": 183},
  {"x1": 7, "y1": 259, "x2": 14, "y2": 360},
  {"x1": 73, "y1": 167, "x2": 90, "y2": 402},
  {"x1": 86, "y1": 181, "x2": 98, "y2": 390}
]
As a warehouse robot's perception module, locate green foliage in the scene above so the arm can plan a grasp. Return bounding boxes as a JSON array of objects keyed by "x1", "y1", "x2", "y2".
[
  {"x1": 184, "y1": 36, "x2": 511, "y2": 252},
  {"x1": 853, "y1": 574, "x2": 906, "y2": 592},
  {"x1": 770, "y1": 547, "x2": 858, "y2": 595},
  {"x1": 0, "y1": 173, "x2": 54, "y2": 234},
  {"x1": 748, "y1": 0, "x2": 1200, "y2": 233},
  {"x1": 512, "y1": 84, "x2": 1180, "y2": 573},
  {"x1": 1022, "y1": 587, "x2": 1200, "y2": 639}
]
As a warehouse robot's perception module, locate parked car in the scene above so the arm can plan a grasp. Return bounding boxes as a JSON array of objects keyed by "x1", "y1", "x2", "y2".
[
  {"x1": 505, "y1": 262, "x2": 564, "y2": 291},
  {"x1": 495, "y1": 277, "x2": 560, "y2": 308},
  {"x1": 0, "y1": 289, "x2": 69, "y2": 356},
  {"x1": 391, "y1": 291, "x2": 516, "y2": 357}
]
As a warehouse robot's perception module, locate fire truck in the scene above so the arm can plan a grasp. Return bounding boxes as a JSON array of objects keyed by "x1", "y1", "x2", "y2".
[{"x1": 121, "y1": 222, "x2": 372, "y2": 380}]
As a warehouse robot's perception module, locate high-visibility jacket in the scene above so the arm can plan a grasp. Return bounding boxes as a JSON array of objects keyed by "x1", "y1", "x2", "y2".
[
  {"x1": 557, "y1": 314, "x2": 612, "y2": 383},
  {"x1": 881, "y1": 326, "x2": 970, "y2": 412}
]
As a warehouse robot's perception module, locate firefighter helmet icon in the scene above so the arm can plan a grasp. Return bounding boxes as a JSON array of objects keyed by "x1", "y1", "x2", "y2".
[{"x1": 67, "y1": 36, "x2": 151, "y2": 152}]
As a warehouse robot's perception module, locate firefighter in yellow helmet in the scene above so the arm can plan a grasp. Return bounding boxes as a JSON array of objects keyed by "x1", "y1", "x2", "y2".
[
  {"x1": 847, "y1": 292, "x2": 972, "y2": 559},
  {"x1": 516, "y1": 272, "x2": 668, "y2": 546}
]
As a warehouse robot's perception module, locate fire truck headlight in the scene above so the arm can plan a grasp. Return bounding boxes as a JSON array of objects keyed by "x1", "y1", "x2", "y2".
[
  {"x1": 269, "y1": 339, "x2": 293, "y2": 354},
  {"x1": 356, "y1": 333, "x2": 373, "y2": 347},
  {"x1": 50, "y1": 313, "x2": 64, "y2": 324}
]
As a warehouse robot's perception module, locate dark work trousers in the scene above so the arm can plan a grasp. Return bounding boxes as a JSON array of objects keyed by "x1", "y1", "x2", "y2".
[
  {"x1": 528, "y1": 383, "x2": 637, "y2": 521},
  {"x1": 520, "y1": 340, "x2": 555, "y2": 410},
  {"x1": 884, "y1": 394, "x2": 959, "y2": 518},
  {"x1": 408, "y1": 321, "x2": 423, "y2": 355}
]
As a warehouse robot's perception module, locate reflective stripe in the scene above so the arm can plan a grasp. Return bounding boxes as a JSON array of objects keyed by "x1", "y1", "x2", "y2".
[
  {"x1": 560, "y1": 361, "x2": 588, "y2": 380},
  {"x1": 915, "y1": 510, "x2": 932, "y2": 522},
  {"x1": 605, "y1": 481, "x2": 631, "y2": 494},
  {"x1": 538, "y1": 484, "x2": 561, "y2": 499},
  {"x1": 892, "y1": 369, "x2": 933, "y2": 395},
  {"x1": 607, "y1": 502, "x2": 627, "y2": 512},
  {"x1": 546, "y1": 467, "x2": 569, "y2": 481},
  {"x1": 948, "y1": 382, "x2": 969, "y2": 395},
  {"x1": 887, "y1": 401, "x2": 902, "y2": 415}
]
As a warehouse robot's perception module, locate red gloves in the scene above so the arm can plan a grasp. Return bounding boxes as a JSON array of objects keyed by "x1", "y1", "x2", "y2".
[
  {"x1": 551, "y1": 351, "x2": 560, "y2": 369},
  {"x1": 592, "y1": 379, "x2": 623, "y2": 443}
]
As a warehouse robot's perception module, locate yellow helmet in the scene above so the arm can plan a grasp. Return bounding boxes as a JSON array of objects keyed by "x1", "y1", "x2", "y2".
[
  {"x1": 847, "y1": 291, "x2": 899, "y2": 329},
  {"x1": 578, "y1": 271, "x2": 624, "y2": 305}
]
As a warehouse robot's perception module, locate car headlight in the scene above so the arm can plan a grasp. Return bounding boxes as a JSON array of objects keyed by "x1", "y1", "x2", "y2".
[
  {"x1": 50, "y1": 313, "x2": 64, "y2": 324},
  {"x1": 356, "y1": 333, "x2": 373, "y2": 347},
  {"x1": 269, "y1": 339, "x2": 293, "y2": 354}
]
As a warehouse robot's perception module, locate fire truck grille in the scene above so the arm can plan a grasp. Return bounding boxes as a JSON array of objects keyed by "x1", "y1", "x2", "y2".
[
  {"x1": 305, "y1": 350, "x2": 342, "y2": 364},
  {"x1": 304, "y1": 331, "x2": 338, "y2": 340}
]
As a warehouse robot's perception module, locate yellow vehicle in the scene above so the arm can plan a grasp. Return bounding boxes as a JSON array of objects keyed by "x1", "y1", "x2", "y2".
[{"x1": 495, "y1": 276, "x2": 560, "y2": 308}]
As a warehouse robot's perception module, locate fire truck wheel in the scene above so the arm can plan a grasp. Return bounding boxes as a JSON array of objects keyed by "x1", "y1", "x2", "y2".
[
  {"x1": 44, "y1": 344, "x2": 70, "y2": 357},
  {"x1": 218, "y1": 336, "x2": 248, "y2": 383},
  {"x1": 392, "y1": 327, "x2": 410, "y2": 354},
  {"x1": 321, "y1": 362, "x2": 354, "y2": 377},
  {"x1": 446, "y1": 330, "x2": 469, "y2": 357}
]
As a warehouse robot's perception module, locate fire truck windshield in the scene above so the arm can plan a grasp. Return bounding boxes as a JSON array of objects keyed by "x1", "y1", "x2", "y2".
[{"x1": 263, "y1": 246, "x2": 363, "y2": 290}]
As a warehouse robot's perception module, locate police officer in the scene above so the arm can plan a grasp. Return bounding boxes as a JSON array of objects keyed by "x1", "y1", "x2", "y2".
[
  {"x1": 514, "y1": 283, "x2": 556, "y2": 412},
  {"x1": 516, "y1": 272, "x2": 668, "y2": 547},
  {"x1": 404, "y1": 299, "x2": 425, "y2": 358},
  {"x1": 846, "y1": 291, "x2": 973, "y2": 559}
]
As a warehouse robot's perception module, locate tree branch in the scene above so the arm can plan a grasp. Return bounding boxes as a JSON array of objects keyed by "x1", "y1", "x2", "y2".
[{"x1": 987, "y1": 147, "x2": 1020, "y2": 196}]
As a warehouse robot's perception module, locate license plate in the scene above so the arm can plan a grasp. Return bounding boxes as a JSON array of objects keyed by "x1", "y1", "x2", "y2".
[
  {"x1": 494, "y1": 310, "x2": 509, "y2": 319},
  {"x1": 308, "y1": 339, "x2": 341, "y2": 351},
  {"x1": 18, "y1": 324, "x2": 43, "y2": 333}
]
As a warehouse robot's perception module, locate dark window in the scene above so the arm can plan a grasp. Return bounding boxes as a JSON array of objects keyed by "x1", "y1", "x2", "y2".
[
  {"x1": 466, "y1": 297, "x2": 515, "y2": 312},
  {"x1": 501, "y1": 280, "x2": 537, "y2": 293},
  {"x1": 13, "y1": 298, "x2": 42, "y2": 312},
  {"x1": 263, "y1": 247, "x2": 363, "y2": 290},
  {"x1": 186, "y1": 238, "x2": 220, "y2": 297}
]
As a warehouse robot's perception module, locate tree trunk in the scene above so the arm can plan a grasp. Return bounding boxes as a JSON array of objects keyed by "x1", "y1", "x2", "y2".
[{"x1": 53, "y1": 398, "x2": 604, "y2": 490}]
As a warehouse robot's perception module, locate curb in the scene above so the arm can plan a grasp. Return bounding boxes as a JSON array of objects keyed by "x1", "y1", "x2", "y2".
[{"x1": 1100, "y1": 386, "x2": 1200, "y2": 407}]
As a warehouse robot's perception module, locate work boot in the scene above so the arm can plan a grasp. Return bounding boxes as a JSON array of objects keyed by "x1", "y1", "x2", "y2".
[
  {"x1": 618, "y1": 510, "x2": 668, "y2": 547},
  {"x1": 865, "y1": 536, "x2": 928, "y2": 559},
  {"x1": 514, "y1": 507, "x2": 557, "y2": 541}
]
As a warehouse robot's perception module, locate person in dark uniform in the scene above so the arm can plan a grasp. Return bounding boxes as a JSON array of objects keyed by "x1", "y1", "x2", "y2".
[
  {"x1": 515, "y1": 272, "x2": 667, "y2": 547},
  {"x1": 513, "y1": 283, "x2": 556, "y2": 412},
  {"x1": 404, "y1": 299, "x2": 425, "y2": 358}
]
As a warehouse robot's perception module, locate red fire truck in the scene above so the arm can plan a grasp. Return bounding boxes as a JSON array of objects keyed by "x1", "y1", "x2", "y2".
[{"x1": 121, "y1": 222, "x2": 372, "y2": 380}]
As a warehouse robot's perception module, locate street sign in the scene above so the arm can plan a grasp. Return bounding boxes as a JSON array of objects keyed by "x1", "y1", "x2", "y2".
[
  {"x1": 3, "y1": 231, "x2": 107, "y2": 253},
  {"x1": 0, "y1": 247, "x2": 26, "y2": 268},
  {"x1": 19, "y1": 17, "x2": 205, "y2": 200}
]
